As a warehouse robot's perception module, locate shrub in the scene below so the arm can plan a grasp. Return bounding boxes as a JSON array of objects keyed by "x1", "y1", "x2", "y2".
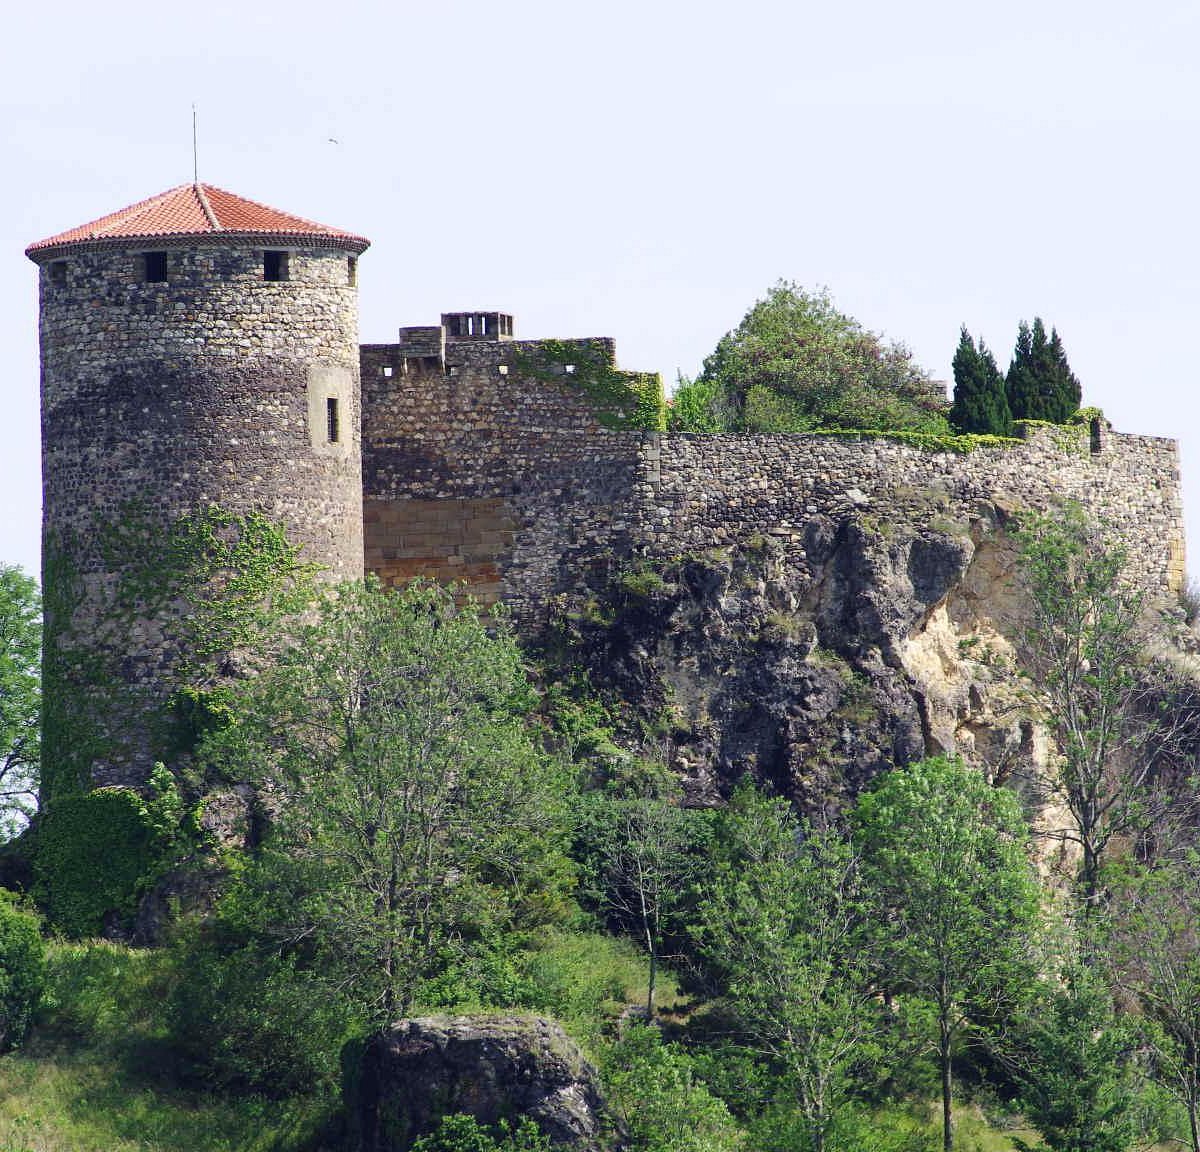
[
  {"x1": 33, "y1": 766, "x2": 191, "y2": 938},
  {"x1": 411, "y1": 1114, "x2": 553, "y2": 1151},
  {"x1": 603, "y1": 1025, "x2": 743, "y2": 1152},
  {"x1": 166, "y1": 928, "x2": 360, "y2": 1097},
  {"x1": 0, "y1": 888, "x2": 44, "y2": 1051},
  {"x1": 33, "y1": 788, "x2": 159, "y2": 937}
]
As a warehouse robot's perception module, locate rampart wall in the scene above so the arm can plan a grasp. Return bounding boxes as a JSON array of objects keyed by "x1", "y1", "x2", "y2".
[
  {"x1": 360, "y1": 333, "x2": 1185, "y2": 624},
  {"x1": 361, "y1": 336, "x2": 645, "y2": 607}
]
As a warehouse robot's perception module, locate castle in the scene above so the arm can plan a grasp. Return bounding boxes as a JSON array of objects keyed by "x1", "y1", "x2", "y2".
[{"x1": 26, "y1": 183, "x2": 1187, "y2": 795}]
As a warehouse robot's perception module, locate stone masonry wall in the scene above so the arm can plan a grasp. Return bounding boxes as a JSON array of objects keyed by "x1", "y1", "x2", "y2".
[
  {"x1": 362, "y1": 336, "x2": 646, "y2": 612},
  {"x1": 40, "y1": 243, "x2": 363, "y2": 580},
  {"x1": 361, "y1": 336, "x2": 1184, "y2": 625},
  {"x1": 634, "y1": 425, "x2": 1185, "y2": 594},
  {"x1": 37, "y1": 242, "x2": 364, "y2": 792}
]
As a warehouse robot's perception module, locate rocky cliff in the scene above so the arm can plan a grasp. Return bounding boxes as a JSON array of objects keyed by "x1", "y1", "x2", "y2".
[{"x1": 546, "y1": 494, "x2": 1128, "y2": 822}]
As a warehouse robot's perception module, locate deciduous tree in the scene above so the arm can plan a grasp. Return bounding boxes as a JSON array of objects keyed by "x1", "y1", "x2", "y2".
[
  {"x1": 672, "y1": 283, "x2": 949, "y2": 435},
  {"x1": 577, "y1": 777, "x2": 703, "y2": 1018},
  {"x1": 1103, "y1": 857, "x2": 1200, "y2": 1150},
  {"x1": 852, "y1": 757, "x2": 1041, "y2": 1152},
  {"x1": 0, "y1": 566, "x2": 39, "y2": 839},
  {"x1": 697, "y1": 783, "x2": 877, "y2": 1152},
  {"x1": 203, "y1": 580, "x2": 572, "y2": 1024},
  {"x1": 1015, "y1": 505, "x2": 1187, "y2": 914}
]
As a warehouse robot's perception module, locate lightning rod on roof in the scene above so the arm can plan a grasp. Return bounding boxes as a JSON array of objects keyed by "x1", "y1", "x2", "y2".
[{"x1": 192, "y1": 104, "x2": 199, "y2": 184}]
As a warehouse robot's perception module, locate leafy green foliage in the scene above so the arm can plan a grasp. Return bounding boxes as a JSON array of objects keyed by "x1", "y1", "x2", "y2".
[
  {"x1": 668, "y1": 373, "x2": 724, "y2": 432},
  {"x1": 0, "y1": 890, "x2": 44, "y2": 1052},
  {"x1": 410, "y1": 1114, "x2": 553, "y2": 1152},
  {"x1": 165, "y1": 922, "x2": 358, "y2": 1096},
  {"x1": 2, "y1": 939, "x2": 340, "y2": 1151},
  {"x1": 1102, "y1": 857, "x2": 1200, "y2": 1149},
  {"x1": 602, "y1": 1026, "x2": 743, "y2": 1152},
  {"x1": 950, "y1": 327, "x2": 1012, "y2": 437},
  {"x1": 671, "y1": 283, "x2": 950, "y2": 435},
  {"x1": 0, "y1": 567, "x2": 39, "y2": 841},
  {"x1": 852, "y1": 758, "x2": 1041, "y2": 1152},
  {"x1": 1014, "y1": 504, "x2": 1165, "y2": 912},
  {"x1": 574, "y1": 777, "x2": 709, "y2": 1017},
  {"x1": 40, "y1": 505, "x2": 317, "y2": 805},
  {"x1": 512, "y1": 340, "x2": 667, "y2": 430},
  {"x1": 199, "y1": 580, "x2": 573, "y2": 1027},
  {"x1": 696, "y1": 782, "x2": 878, "y2": 1152},
  {"x1": 1010, "y1": 965, "x2": 1134, "y2": 1152},
  {"x1": 1005, "y1": 319, "x2": 1081, "y2": 424},
  {"x1": 32, "y1": 767, "x2": 190, "y2": 938}
]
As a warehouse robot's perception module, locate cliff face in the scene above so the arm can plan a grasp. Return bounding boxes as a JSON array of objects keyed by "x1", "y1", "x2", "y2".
[{"x1": 550, "y1": 497, "x2": 1056, "y2": 820}]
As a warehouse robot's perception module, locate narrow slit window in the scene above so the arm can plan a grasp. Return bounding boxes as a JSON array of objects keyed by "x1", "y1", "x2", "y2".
[
  {"x1": 144, "y1": 252, "x2": 168, "y2": 282},
  {"x1": 264, "y1": 251, "x2": 289, "y2": 281},
  {"x1": 326, "y1": 397, "x2": 340, "y2": 443}
]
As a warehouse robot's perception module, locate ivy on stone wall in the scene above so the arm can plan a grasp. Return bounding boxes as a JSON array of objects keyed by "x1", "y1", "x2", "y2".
[
  {"x1": 39, "y1": 506, "x2": 312, "y2": 934},
  {"x1": 32, "y1": 765, "x2": 194, "y2": 937},
  {"x1": 512, "y1": 340, "x2": 667, "y2": 431},
  {"x1": 41, "y1": 505, "x2": 318, "y2": 805},
  {"x1": 39, "y1": 504, "x2": 314, "y2": 936}
]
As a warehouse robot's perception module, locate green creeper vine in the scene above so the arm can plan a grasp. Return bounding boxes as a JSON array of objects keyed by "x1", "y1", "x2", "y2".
[
  {"x1": 39, "y1": 505, "x2": 317, "y2": 933},
  {"x1": 801, "y1": 428, "x2": 1022, "y2": 453},
  {"x1": 512, "y1": 340, "x2": 667, "y2": 431},
  {"x1": 33, "y1": 764, "x2": 198, "y2": 937}
]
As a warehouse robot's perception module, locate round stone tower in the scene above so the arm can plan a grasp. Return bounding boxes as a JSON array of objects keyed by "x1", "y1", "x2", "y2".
[{"x1": 26, "y1": 183, "x2": 369, "y2": 796}]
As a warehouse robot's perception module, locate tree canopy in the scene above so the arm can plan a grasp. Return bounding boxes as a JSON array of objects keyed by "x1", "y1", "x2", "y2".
[
  {"x1": 852, "y1": 757, "x2": 1041, "y2": 1152},
  {"x1": 1005, "y1": 318, "x2": 1081, "y2": 423},
  {"x1": 200, "y1": 579, "x2": 573, "y2": 1025},
  {"x1": 0, "y1": 566, "x2": 40, "y2": 839},
  {"x1": 670, "y1": 284, "x2": 950, "y2": 435},
  {"x1": 949, "y1": 326, "x2": 1012, "y2": 436}
]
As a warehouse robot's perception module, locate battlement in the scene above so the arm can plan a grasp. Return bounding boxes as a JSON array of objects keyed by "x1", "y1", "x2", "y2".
[{"x1": 442, "y1": 311, "x2": 514, "y2": 341}]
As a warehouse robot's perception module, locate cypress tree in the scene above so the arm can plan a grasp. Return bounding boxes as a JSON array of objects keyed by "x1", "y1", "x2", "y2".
[
  {"x1": 1005, "y1": 320, "x2": 1039, "y2": 421},
  {"x1": 1042, "y1": 326, "x2": 1082, "y2": 422},
  {"x1": 1006, "y1": 318, "x2": 1082, "y2": 423},
  {"x1": 950, "y1": 326, "x2": 1012, "y2": 435}
]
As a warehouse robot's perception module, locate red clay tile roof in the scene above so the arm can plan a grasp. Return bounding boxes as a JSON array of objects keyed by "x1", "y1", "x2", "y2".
[{"x1": 26, "y1": 183, "x2": 369, "y2": 258}]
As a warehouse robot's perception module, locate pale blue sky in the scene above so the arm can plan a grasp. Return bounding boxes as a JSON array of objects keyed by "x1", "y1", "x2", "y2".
[{"x1": 3, "y1": 0, "x2": 1197, "y2": 580}]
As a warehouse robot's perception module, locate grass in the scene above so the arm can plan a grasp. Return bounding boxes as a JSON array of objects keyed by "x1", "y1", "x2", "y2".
[
  {"x1": 0, "y1": 931, "x2": 673, "y2": 1152},
  {"x1": 0, "y1": 940, "x2": 338, "y2": 1152}
]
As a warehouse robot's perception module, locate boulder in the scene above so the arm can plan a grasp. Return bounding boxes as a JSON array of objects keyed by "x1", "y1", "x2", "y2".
[{"x1": 355, "y1": 1014, "x2": 610, "y2": 1151}]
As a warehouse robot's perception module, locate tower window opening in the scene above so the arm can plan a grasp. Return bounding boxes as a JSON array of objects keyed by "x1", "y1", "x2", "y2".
[
  {"x1": 347, "y1": 256, "x2": 357, "y2": 286},
  {"x1": 326, "y1": 397, "x2": 340, "y2": 443},
  {"x1": 49, "y1": 261, "x2": 67, "y2": 285},
  {"x1": 264, "y1": 251, "x2": 289, "y2": 282},
  {"x1": 144, "y1": 252, "x2": 168, "y2": 282},
  {"x1": 381, "y1": 365, "x2": 393, "y2": 378}
]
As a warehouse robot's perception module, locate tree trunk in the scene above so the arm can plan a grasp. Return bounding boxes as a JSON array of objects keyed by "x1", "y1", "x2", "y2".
[
  {"x1": 939, "y1": 982, "x2": 953, "y2": 1152},
  {"x1": 646, "y1": 941, "x2": 657, "y2": 1020},
  {"x1": 1188, "y1": 1086, "x2": 1199, "y2": 1152}
]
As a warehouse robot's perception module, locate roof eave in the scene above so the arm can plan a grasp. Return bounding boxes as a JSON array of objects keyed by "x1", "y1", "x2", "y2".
[{"x1": 26, "y1": 230, "x2": 371, "y2": 263}]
